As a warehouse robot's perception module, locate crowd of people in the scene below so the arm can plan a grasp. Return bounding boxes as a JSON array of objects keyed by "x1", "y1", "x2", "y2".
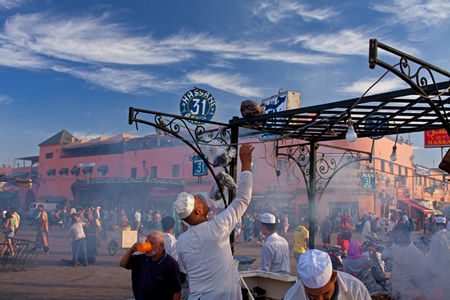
[
  {"x1": 118, "y1": 143, "x2": 450, "y2": 300},
  {"x1": 2, "y1": 143, "x2": 449, "y2": 299}
]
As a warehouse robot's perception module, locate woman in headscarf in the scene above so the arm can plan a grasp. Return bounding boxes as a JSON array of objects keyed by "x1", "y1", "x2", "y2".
[{"x1": 343, "y1": 240, "x2": 386, "y2": 294}]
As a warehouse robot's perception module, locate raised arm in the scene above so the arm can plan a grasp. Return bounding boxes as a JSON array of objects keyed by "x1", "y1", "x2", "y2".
[{"x1": 212, "y1": 144, "x2": 254, "y2": 235}]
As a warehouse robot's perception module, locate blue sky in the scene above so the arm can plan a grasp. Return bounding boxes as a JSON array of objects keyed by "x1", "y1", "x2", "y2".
[{"x1": 0, "y1": 0, "x2": 449, "y2": 168}]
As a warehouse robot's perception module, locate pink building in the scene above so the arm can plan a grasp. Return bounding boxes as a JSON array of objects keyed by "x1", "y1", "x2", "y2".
[{"x1": 2, "y1": 129, "x2": 449, "y2": 226}]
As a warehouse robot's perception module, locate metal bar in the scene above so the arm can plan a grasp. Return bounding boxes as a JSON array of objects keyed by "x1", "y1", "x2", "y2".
[
  {"x1": 228, "y1": 117, "x2": 240, "y2": 251},
  {"x1": 229, "y1": 82, "x2": 449, "y2": 127},
  {"x1": 308, "y1": 141, "x2": 317, "y2": 249},
  {"x1": 129, "y1": 107, "x2": 229, "y2": 127},
  {"x1": 370, "y1": 39, "x2": 450, "y2": 77},
  {"x1": 368, "y1": 40, "x2": 450, "y2": 134}
]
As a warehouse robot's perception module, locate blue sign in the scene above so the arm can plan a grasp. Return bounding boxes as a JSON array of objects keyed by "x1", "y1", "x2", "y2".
[
  {"x1": 361, "y1": 172, "x2": 375, "y2": 190},
  {"x1": 259, "y1": 94, "x2": 287, "y2": 140},
  {"x1": 180, "y1": 88, "x2": 216, "y2": 124},
  {"x1": 193, "y1": 156, "x2": 208, "y2": 176},
  {"x1": 364, "y1": 115, "x2": 387, "y2": 140}
]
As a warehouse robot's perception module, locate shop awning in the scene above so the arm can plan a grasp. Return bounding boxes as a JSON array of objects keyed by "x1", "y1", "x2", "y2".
[{"x1": 398, "y1": 199, "x2": 433, "y2": 214}]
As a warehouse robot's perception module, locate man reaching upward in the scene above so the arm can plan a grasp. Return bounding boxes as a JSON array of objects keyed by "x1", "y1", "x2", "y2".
[{"x1": 175, "y1": 144, "x2": 254, "y2": 300}]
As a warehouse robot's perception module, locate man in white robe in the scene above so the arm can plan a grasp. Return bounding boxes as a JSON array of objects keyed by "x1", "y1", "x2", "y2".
[
  {"x1": 258, "y1": 212, "x2": 290, "y2": 275},
  {"x1": 175, "y1": 144, "x2": 254, "y2": 300}
]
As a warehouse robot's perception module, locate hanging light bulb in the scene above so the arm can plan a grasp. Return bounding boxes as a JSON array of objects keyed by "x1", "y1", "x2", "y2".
[
  {"x1": 345, "y1": 118, "x2": 357, "y2": 142},
  {"x1": 390, "y1": 144, "x2": 397, "y2": 161}
]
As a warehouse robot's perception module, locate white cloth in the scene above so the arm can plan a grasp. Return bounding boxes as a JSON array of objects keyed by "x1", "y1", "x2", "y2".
[
  {"x1": 134, "y1": 211, "x2": 141, "y2": 222},
  {"x1": 361, "y1": 220, "x2": 372, "y2": 244},
  {"x1": 390, "y1": 242, "x2": 436, "y2": 300},
  {"x1": 69, "y1": 221, "x2": 86, "y2": 240},
  {"x1": 260, "y1": 213, "x2": 276, "y2": 224},
  {"x1": 284, "y1": 271, "x2": 371, "y2": 300},
  {"x1": 175, "y1": 192, "x2": 195, "y2": 219},
  {"x1": 177, "y1": 171, "x2": 252, "y2": 300},
  {"x1": 164, "y1": 232, "x2": 178, "y2": 261},
  {"x1": 259, "y1": 232, "x2": 290, "y2": 275},
  {"x1": 297, "y1": 249, "x2": 331, "y2": 289}
]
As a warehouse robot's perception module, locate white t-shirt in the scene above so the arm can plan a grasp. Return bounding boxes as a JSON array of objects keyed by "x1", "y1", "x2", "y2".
[
  {"x1": 134, "y1": 211, "x2": 142, "y2": 222},
  {"x1": 69, "y1": 221, "x2": 86, "y2": 240}
]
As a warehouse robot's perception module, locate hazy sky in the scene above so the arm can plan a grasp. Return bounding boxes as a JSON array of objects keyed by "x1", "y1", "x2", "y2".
[{"x1": 0, "y1": 0, "x2": 448, "y2": 168}]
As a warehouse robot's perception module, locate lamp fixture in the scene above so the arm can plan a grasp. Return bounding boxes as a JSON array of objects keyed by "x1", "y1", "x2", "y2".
[
  {"x1": 390, "y1": 144, "x2": 397, "y2": 161},
  {"x1": 390, "y1": 120, "x2": 399, "y2": 161},
  {"x1": 345, "y1": 118, "x2": 357, "y2": 142}
]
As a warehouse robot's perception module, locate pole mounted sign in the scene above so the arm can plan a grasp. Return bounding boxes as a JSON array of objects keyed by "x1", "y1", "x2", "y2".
[{"x1": 180, "y1": 87, "x2": 216, "y2": 124}]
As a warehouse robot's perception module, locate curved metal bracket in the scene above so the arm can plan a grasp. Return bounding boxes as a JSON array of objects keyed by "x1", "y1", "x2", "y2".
[
  {"x1": 128, "y1": 107, "x2": 233, "y2": 208},
  {"x1": 277, "y1": 142, "x2": 372, "y2": 206},
  {"x1": 369, "y1": 39, "x2": 450, "y2": 134}
]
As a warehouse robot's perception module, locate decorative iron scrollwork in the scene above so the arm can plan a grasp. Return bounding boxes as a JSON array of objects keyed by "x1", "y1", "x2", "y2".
[
  {"x1": 129, "y1": 107, "x2": 233, "y2": 207},
  {"x1": 369, "y1": 39, "x2": 450, "y2": 133},
  {"x1": 279, "y1": 142, "x2": 371, "y2": 205}
]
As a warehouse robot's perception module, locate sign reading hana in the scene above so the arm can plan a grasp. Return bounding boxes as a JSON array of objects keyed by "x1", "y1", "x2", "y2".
[{"x1": 180, "y1": 87, "x2": 216, "y2": 124}]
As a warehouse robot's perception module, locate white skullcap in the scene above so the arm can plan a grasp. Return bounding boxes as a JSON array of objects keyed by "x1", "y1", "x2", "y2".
[
  {"x1": 297, "y1": 249, "x2": 332, "y2": 289},
  {"x1": 174, "y1": 192, "x2": 195, "y2": 219},
  {"x1": 260, "y1": 213, "x2": 276, "y2": 224}
]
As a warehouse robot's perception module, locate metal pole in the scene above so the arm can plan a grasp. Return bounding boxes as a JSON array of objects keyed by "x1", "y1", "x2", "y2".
[
  {"x1": 228, "y1": 117, "x2": 240, "y2": 253},
  {"x1": 308, "y1": 141, "x2": 317, "y2": 249}
]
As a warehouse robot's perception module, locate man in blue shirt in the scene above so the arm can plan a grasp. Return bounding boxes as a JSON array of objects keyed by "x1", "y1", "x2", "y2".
[{"x1": 120, "y1": 231, "x2": 182, "y2": 300}]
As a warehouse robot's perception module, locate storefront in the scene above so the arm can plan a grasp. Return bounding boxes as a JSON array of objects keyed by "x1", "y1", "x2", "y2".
[{"x1": 71, "y1": 177, "x2": 184, "y2": 211}]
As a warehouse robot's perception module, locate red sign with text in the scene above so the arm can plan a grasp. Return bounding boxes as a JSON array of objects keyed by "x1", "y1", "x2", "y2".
[{"x1": 424, "y1": 129, "x2": 450, "y2": 148}]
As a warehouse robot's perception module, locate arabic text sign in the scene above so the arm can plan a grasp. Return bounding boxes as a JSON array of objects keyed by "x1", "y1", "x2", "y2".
[
  {"x1": 192, "y1": 156, "x2": 208, "y2": 176},
  {"x1": 424, "y1": 129, "x2": 450, "y2": 148}
]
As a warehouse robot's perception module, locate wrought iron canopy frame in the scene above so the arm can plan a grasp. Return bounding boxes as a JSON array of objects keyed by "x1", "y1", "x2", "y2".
[
  {"x1": 369, "y1": 39, "x2": 450, "y2": 134},
  {"x1": 229, "y1": 81, "x2": 450, "y2": 142},
  {"x1": 275, "y1": 140, "x2": 373, "y2": 248},
  {"x1": 128, "y1": 107, "x2": 234, "y2": 208},
  {"x1": 276, "y1": 141, "x2": 373, "y2": 205},
  {"x1": 128, "y1": 40, "x2": 449, "y2": 249}
]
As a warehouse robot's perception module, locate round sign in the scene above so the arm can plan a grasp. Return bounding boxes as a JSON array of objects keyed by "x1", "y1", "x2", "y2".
[
  {"x1": 180, "y1": 88, "x2": 216, "y2": 124},
  {"x1": 364, "y1": 115, "x2": 387, "y2": 140}
]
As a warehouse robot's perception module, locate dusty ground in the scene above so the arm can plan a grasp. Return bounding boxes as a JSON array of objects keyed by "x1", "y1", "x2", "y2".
[{"x1": 0, "y1": 225, "x2": 361, "y2": 300}]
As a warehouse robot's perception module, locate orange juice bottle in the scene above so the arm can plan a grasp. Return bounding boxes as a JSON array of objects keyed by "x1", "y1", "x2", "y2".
[{"x1": 136, "y1": 242, "x2": 152, "y2": 252}]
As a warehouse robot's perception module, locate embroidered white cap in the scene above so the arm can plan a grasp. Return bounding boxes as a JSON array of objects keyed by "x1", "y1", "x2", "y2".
[
  {"x1": 297, "y1": 249, "x2": 332, "y2": 289},
  {"x1": 260, "y1": 213, "x2": 276, "y2": 224},
  {"x1": 174, "y1": 192, "x2": 195, "y2": 219}
]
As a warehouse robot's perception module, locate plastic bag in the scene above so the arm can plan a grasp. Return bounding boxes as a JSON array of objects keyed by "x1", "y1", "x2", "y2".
[
  {"x1": 218, "y1": 171, "x2": 237, "y2": 191},
  {"x1": 209, "y1": 171, "x2": 237, "y2": 201},
  {"x1": 210, "y1": 184, "x2": 227, "y2": 201},
  {"x1": 205, "y1": 142, "x2": 237, "y2": 168}
]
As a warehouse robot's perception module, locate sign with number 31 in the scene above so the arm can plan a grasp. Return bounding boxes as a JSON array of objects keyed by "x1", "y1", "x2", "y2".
[{"x1": 180, "y1": 87, "x2": 216, "y2": 125}]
